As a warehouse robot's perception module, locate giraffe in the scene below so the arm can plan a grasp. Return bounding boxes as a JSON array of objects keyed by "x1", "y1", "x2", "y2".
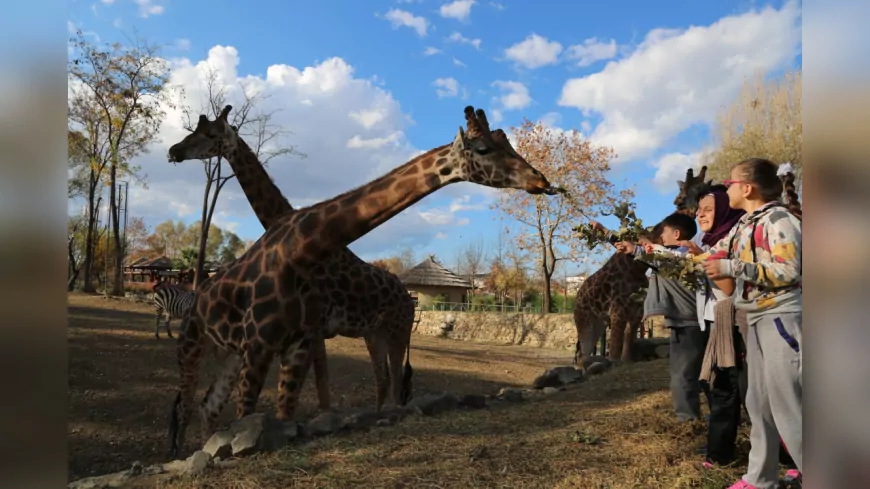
[
  {"x1": 166, "y1": 105, "x2": 556, "y2": 457},
  {"x1": 166, "y1": 105, "x2": 418, "y2": 422},
  {"x1": 572, "y1": 166, "x2": 711, "y2": 367}
]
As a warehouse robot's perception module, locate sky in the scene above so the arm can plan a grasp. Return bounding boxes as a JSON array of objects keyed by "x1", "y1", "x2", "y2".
[{"x1": 67, "y1": 0, "x2": 802, "y2": 276}]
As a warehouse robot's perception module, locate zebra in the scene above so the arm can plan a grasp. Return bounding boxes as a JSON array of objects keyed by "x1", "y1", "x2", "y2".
[{"x1": 152, "y1": 282, "x2": 194, "y2": 339}]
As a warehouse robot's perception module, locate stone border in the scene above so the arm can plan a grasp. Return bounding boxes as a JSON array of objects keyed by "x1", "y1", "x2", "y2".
[{"x1": 68, "y1": 350, "x2": 667, "y2": 488}]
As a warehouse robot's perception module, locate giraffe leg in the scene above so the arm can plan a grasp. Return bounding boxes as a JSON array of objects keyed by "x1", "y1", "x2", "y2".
[
  {"x1": 387, "y1": 336, "x2": 410, "y2": 407},
  {"x1": 621, "y1": 306, "x2": 643, "y2": 362},
  {"x1": 198, "y1": 349, "x2": 242, "y2": 441},
  {"x1": 364, "y1": 335, "x2": 390, "y2": 412},
  {"x1": 168, "y1": 316, "x2": 204, "y2": 459},
  {"x1": 275, "y1": 332, "x2": 313, "y2": 422},
  {"x1": 310, "y1": 333, "x2": 332, "y2": 412},
  {"x1": 236, "y1": 341, "x2": 275, "y2": 420},
  {"x1": 573, "y1": 308, "x2": 602, "y2": 367},
  {"x1": 608, "y1": 309, "x2": 627, "y2": 362}
]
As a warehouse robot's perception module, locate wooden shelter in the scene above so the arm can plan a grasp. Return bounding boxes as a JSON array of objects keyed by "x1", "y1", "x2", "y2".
[{"x1": 398, "y1": 255, "x2": 472, "y2": 307}]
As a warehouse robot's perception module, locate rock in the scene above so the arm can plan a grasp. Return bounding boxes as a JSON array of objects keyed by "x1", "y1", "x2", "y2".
[
  {"x1": 343, "y1": 410, "x2": 381, "y2": 431},
  {"x1": 497, "y1": 387, "x2": 524, "y2": 402},
  {"x1": 229, "y1": 414, "x2": 266, "y2": 456},
  {"x1": 581, "y1": 355, "x2": 612, "y2": 370},
  {"x1": 631, "y1": 337, "x2": 670, "y2": 361},
  {"x1": 655, "y1": 344, "x2": 670, "y2": 358},
  {"x1": 405, "y1": 392, "x2": 459, "y2": 416},
  {"x1": 68, "y1": 471, "x2": 131, "y2": 489},
  {"x1": 532, "y1": 366, "x2": 585, "y2": 389},
  {"x1": 305, "y1": 411, "x2": 345, "y2": 437},
  {"x1": 203, "y1": 430, "x2": 234, "y2": 459},
  {"x1": 186, "y1": 450, "x2": 211, "y2": 475},
  {"x1": 162, "y1": 459, "x2": 188, "y2": 474},
  {"x1": 585, "y1": 362, "x2": 608, "y2": 376},
  {"x1": 458, "y1": 393, "x2": 487, "y2": 410},
  {"x1": 543, "y1": 387, "x2": 561, "y2": 395},
  {"x1": 127, "y1": 461, "x2": 143, "y2": 476},
  {"x1": 376, "y1": 418, "x2": 393, "y2": 427}
]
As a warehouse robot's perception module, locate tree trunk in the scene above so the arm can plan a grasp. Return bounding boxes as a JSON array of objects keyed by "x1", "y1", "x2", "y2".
[
  {"x1": 541, "y1": 265, "x2": 552, "y2": 315},
  {"x1": 109, "y1": 163, "x2": 124, "y2": 296},
  {"x1": 81, "y1": 177, "x2": 98, "y2": 293},
  {"x1": 68, "y1": 236, "x2": 80, "y2": 292}
]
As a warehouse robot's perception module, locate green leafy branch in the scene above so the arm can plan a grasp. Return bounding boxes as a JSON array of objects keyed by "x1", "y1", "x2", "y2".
[
  {"x1": 636, "y1": 251, "x2": 707, "y2": 292},
  {"x1": 571, "y1": 201, "x2": 651, "y2": 251}
]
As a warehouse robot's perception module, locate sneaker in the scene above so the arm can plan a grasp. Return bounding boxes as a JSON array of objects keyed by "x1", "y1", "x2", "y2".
[
  {"x1": 780, "y1": 469, "x2": 802, "y2": 488},
  {"x1": 727, "y1": 480, "x2": 759, "y2": 489}
]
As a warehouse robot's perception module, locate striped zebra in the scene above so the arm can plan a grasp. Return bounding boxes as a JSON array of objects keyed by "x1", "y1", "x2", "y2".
[{"x1": 152, "y1": 283, "x2": 195, "y2": 339}]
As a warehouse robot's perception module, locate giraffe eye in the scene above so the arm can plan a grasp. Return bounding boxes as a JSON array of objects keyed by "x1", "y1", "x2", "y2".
[{"x1": 473, "y1": 141, "x2": 490, "y2": 155}]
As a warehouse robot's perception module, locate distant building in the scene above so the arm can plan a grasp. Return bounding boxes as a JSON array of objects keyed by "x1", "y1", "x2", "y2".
[
  {"x1": 566, "y1": 274, "x2": 588, "y2": 294},
  {"x1": 398, "y1": 255, "x2": 473, "y2": 307}
]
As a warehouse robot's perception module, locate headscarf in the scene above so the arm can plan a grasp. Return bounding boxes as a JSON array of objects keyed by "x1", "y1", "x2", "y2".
[{"x1": 701, "y1": 190, "x2": 746, "y2": 247}]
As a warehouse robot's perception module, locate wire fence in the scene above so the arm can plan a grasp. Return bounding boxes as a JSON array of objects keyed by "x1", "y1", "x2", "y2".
[{"x1": 415, "y1": 301, "x2": 573, "y2": 314}]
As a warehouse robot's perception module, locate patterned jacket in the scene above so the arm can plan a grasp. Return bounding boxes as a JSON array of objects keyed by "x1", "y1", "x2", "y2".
[{"x1": 691, "y1": 201, "x2": 802, "y2": 324}]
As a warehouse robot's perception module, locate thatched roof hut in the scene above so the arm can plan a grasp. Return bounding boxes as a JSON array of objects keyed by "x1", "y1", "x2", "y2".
[{"x1": 399, "y1": 255, "x2": 471, "y2": 306}]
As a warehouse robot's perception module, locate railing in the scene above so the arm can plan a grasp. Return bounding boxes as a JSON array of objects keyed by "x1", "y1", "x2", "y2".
[{"x1": 416, "y1": 301, "x2": 574, "y2": 314}]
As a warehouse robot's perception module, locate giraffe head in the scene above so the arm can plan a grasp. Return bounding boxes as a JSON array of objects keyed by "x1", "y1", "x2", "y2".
[
  {"x1": 444, "y1": 106, "x2": 555, "y2": 195},
  {"x1": 673, "y1": 165, "x2": 712, "y2": 214},
  {"x1": 167, "y1": 105, "x2": 238, "y2": 163}
]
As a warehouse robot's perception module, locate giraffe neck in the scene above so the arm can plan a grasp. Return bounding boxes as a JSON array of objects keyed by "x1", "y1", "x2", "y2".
[
  {"x1": 226, "y1": 137, "x2": 294, "y2": 230},
  {"x1": 280, "y1": 142, "x2": 456, "y2": 265}
]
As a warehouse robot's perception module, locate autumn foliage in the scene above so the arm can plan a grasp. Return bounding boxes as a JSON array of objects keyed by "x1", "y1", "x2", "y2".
[{"x1": 492, "y1": 119, "x2": 632, "y2": 313}]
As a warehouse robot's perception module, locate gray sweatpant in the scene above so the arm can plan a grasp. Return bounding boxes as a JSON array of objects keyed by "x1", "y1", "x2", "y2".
[
  {"x1": 742, "y1": 312, "x2": 803, "y2": 488},
  {"x1": 669, "y1": 325, "x2": 709, "y2": 421}
]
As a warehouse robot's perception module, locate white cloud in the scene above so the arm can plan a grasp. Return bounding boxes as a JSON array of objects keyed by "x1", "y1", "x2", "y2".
[
  {"x1": 135, "y1": 0, "x2": 164, "y2": 17},
  {"x1": 383, "y1": 9, "x2": 430, "y2": 37},
  {"x1": 440, "y1": 0, "x2": 476, "y2": 22},
  {"x1": 423, "y1": 46, "x2": 442, "y2": 56},
  {"x1": 175, "y1": 38, "x2": 191, "y2": 51},
  {"x1": 77, "y1": 45, "x2": 498, "y2": 256},
  {"x1": 447, "y1": 32, "x2": 482, "y2": 50},
  {"x1": 558, "y1": 0, "x2": 801, "y2": 163},
  {"x1": 453, "y1": 57, "x2": 467, "y2": 68},
  {"x1": 504, "y1": 34, "x2": 563, "y2": 69},
  {"x1": 565, "y1": 38, "x2": 618, "y2": 67},
  {"x1": 433, "y1": 77, "x2": 460, "y2": 98},
  {"x1": 347, "y1": 131, "x2": 404, "y2": 149},
  {"x1": 651, "y1": 151, "x2": 703, "y2": 193},
  {"x1": 434, "y1": 232, "x2": 448, "y2": 239},
  {"x1": 349, "y1": 108, "x2": 388, "y2": 129},
  {"x1": 101, "y1": 0, "x2": 115, "y2": 4},
  {"x1": 491, "y1": 80, "x2": 531, "y2": 110},
  {"x1": 489, "y1": 2, "x2": 504, "y2": 10}
]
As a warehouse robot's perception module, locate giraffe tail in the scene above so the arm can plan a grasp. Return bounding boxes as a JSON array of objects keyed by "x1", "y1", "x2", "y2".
[{"x1": 400, "y1": 342, "x2": 413, "y2": 405}]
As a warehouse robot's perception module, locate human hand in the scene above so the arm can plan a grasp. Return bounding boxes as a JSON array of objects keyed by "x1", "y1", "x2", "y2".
[
  {"x1": 701, "y1": 259, "x2": 726, "y2": 279},
  {"x1": 679, "y1": 240, "x2": 704, "y2": 255},
  {"x1": 615, "y1": 241, "x2": 636, "y2": 254},
  {"x1": 643, "y1": 243, "x2": 656, "y2": 254},
  {"x1": 590, "y1": 220, "x2": 604, "y2": 231}
]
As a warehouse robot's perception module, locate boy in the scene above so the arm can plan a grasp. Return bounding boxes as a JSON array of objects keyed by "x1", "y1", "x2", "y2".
[{"x1": 615, "y1": 213, "x2": 710, "y2": 422}]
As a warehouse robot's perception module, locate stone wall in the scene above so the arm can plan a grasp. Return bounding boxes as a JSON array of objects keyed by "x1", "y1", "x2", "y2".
[{"x1": 413, "y1": 310, "x2": 669, "y2": 350}]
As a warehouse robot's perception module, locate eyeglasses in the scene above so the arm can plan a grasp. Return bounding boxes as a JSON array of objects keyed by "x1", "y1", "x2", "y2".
[{"x1": 723, "y1": 179, "x2": 749, "y2": 188}]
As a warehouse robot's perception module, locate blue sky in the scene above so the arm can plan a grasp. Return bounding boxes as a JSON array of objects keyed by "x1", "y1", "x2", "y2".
[{"x1": 68, "y1": 0, "x2": 802, "y2": 276}]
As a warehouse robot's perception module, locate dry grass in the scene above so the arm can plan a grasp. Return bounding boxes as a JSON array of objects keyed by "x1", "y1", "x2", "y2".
[
  {"x1": 68, "y1": 292, "x2": 758, "y2": 488},
  {"x1": 148, "y1": 364, "x2": 752, "y2": 489}
]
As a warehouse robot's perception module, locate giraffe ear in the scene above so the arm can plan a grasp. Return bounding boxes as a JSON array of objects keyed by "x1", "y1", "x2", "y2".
[
  {"x1": 676, "y1": 180, "x2": 684, "y2": 188},
  {"x1": 454, "y1": 126, "x2": 468, "y2": 150}
]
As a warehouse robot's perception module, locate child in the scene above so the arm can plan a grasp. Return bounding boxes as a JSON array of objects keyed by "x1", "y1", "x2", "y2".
[
  {"x1": 690, "y1": 158, "x2": 803, "y2": 489},
  {"x1": 614, "y1": 213, "x2": 710, "y2": 422}
]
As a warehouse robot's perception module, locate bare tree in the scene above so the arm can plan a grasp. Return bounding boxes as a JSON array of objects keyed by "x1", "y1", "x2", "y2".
[
  {"x1": 457, "y1": 238, "x2": 487, "y2": 300},
  {"x1": 68, "y1": 31, "x2": 173, "y2": 295},
  {"x1": 179, "y1": 67, "x2": 304, "y2": 289}
]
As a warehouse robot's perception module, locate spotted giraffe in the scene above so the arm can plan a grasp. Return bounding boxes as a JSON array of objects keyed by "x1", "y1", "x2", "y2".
[{"x1": 164, "y1": 105, "x2": 557, "y2": 457}]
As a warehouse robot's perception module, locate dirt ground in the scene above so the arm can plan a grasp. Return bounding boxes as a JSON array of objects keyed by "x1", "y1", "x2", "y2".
[{"x1": 67, "y1": 292, "x2": 579, "y2": 483}]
